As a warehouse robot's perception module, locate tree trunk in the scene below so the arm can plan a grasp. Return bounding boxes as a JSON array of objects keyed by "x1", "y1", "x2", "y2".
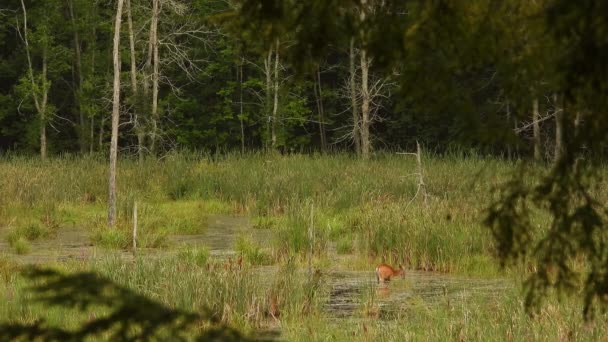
[
  {"x1": 239, "y1": 59, "x2": 245, "y2": 154},
  {"x1": 506, "y1": 100, "x2": 512, "y2": 159},
  {"x1": 40, "y1": 47, "x2": 48, "y2": 161},
  {"x1": 90, "y1": 116, "x2": 95, "y2": 154},
  {"x1": 20, "y1": 0, "x2": 48, "y2": 161},
  {"x1": 264, "y1": 46, "x2": 272, "y2": 149},
  {"x1": 99, "y1": 116, "x2": 104, "y2": 150},
  {"x1": 360, "y1": 48, "x2": 371, "y2": 160},
  {"x1": 554, "y1": 94, "x2": 563, "y2": 162},
  {"x1": 533, "y1": 98, "x2": 541, "y2": 161},
  {"x1": 68, "y1": 0, "x2": 86, "y2": 153},
  {"x1": 349, "y1": 38, "x2": 361, "y2": 155},
  {"x1": 126, "y1": 0, "x2": 144, "y2": 163},
  {"x1": 271, "y1": 39, "x2": 279, "y2": 149},
  {"x1": 149, "y1": 0, "x2": 160, "y2": 155},
  {"x1": 314, "y1": 65, "x2": 327, "y2": 152},
  {"x1": 108, "y1": 0, "x2": 125, "y2": 227}
]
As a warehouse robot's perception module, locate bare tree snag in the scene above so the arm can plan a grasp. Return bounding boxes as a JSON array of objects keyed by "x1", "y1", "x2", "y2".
[
  {"x1": 108, "y1": 0, "x2": 125, "y2": 227},
  {"x1": 398, "y1": 141, "x2": 428, "y2": 208}
]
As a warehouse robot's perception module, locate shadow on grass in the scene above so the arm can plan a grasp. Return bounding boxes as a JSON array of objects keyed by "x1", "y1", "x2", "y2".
[{"x1": 0, "y1": 267, "x2": 262, "y2": 341}]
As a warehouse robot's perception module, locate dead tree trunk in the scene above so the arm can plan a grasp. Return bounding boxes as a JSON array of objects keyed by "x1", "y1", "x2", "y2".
[{"x1": 108, "y1": 0, "x2": 125, "y2": 227}]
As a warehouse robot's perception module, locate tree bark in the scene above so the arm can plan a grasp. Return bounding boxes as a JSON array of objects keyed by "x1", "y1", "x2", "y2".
[
  {"x1": 126, "y1": 0, "x2": 144, "y2": 162},
  {"x1": 506, "y1": 100, "x2": 512, "y2": 159},
  {"x1": 314, "y1": 65, "x2": 327, "y2": 152},
  {"x1": 264, "y1": 46, "x2": 272, "y2": 149},
  {"x1": 90, "y1": 116, "x2": 95, "y2": 154},
  {"x1": 40, "y1": 47, "x2": 48, "y2": 161},
  {"x1": 108, "y1": 0, "x2": 125, "y2": 227},
  {"x1": 554, "y1": 94, "x2": 563, "y2": 162},
  {"x1": 99, "y1": 116, "x2": 104, "y2": 150},
  {"x1": 239, "y1": 58, "x2": 245, "y2": 154},
  {"x1": 68, "y1": 0, "x2": 86, "y2": 153},
  {"x1": 20, "y1": 0, "x2": 48, "y2": 161},
  {"x1": 149, "y1": 0, "x2": 160, "y2": 154},
  {"x1": 349, "y1": 38, "x2": 361, "y2": 156},
  {"x1": 360, "y1": 48, "x2": 371, "y2": 160},
  {"x1": 533, "y1": 98, "x2": 541, "y2": 161},
  {"x1": 271, "y1": 39, "x2": 279, "y2": 149}
]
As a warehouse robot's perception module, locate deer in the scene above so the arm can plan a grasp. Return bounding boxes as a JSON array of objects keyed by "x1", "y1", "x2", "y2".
[{"x1": 375, "y1": 263, "x2": 405, "y2": 284}]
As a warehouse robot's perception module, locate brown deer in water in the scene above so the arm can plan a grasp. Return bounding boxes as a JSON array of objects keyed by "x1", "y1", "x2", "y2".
[{"x1": 375, "y1": 263, "x2": 405, "y2": 284}]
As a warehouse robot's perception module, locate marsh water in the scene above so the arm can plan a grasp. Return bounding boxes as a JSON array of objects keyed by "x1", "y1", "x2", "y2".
[{"x1": 0, "y1": 215, "x2": 507, "y2": 320}]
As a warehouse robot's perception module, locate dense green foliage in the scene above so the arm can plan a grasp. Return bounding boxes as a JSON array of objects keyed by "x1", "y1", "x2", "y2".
[{"x1": 0, "y1": 0, "x2": 581, "y2": 156}]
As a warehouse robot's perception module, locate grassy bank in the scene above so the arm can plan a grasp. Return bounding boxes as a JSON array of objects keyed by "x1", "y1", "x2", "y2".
[
  {"x1": 0, "y1": 152, "x2": 524, "y2": 274},
  {"x1": 1, "y1": 152, "x2": 607, "y2": 339}
]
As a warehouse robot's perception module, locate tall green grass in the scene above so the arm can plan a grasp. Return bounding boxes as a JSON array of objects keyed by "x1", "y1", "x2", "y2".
[{"x1": 0, "y1": 152, "x2": 567, "y2": 272}]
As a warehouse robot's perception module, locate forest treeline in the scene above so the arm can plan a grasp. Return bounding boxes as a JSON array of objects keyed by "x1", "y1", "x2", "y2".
[{"x1": 0, "y1": 0, "x2": 582, "y2": 159}]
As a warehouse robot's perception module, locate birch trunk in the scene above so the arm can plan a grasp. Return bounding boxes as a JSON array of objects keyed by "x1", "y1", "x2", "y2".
[{"x1": 108, "y1": 0, "x2": 125, "y2": 227}]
